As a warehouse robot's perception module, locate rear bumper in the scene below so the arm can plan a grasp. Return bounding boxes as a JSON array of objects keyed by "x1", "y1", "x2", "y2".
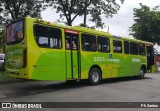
[{"x1": 5, "y1": 68, "x2": 30, "y2": 79}]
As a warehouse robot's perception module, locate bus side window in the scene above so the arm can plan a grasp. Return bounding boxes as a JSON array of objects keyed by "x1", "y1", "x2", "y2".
[
  {"x1": 34, "y1": 25, "x2": 62, "y2": 49},
  {"x1": 34, "y1": 25, "x2": 50, "y2": 47},
  {"x1": 39, "y1": 36, "x2": 49, "y2": 47},
  {"x1": 97, "y1": 36, "x2": 110, "y2": 53},
  {"x1": 51, "y1": 28, "x2": 62, "y2": 48},
  {"x1": 139, "y1": 44, "x2": 146, "y2": 55},
  {"x1": 113, "y1": 40, "x2": 122, "y2": 53},
  {"x1": 130, "y1": 42, "x2": 138, "y2": 55},
  {"x1": 124, "y1": 41, "x2": 129, "y2": 54},
  {"x1": 81, "y1": 33, "x2": 96, "y2": 52}
]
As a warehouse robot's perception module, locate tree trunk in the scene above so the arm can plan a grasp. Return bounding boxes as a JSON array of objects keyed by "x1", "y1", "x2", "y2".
[
  {"x1": 67, "y1": 18, "x2": 72, "y2": 26},
  {"x1": 83, "y1": 9, "x2": 87, "y2": 27},
  {"x1": 83, "y1": 0, "x2": 88, "y2": 27}
]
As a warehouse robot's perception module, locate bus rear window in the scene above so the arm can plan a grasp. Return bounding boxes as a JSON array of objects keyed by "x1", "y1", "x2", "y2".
[{"x1": 6, "y1": 20, "x2": 24, "y2": 45}]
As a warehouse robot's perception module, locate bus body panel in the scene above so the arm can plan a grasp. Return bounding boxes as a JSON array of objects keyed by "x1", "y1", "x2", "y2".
[
  {"x1": 123, "y1": 54, "x2": 131, "y2": 76},
  {"x1": 111, "y1": 53, "x2": 124, "y2": 78},
  {"x1": 80, "y1": 51, "x2": 113, "y2": 79},
  {"x1": 30, "y1": 51, "x2": 66, "y2": 80},
  {"x1": 26, "y1": 18, "x2": 66, "y2": 80},
  {"x1": 5, "y1": 18, "x2": 30, "y2": 79},
  {"x1": 5, "y1": 46, "x2": 29, "y2": 78}
]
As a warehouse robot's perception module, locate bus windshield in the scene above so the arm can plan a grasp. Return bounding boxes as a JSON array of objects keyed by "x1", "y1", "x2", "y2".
[{"x1": 6, "y1": 20, "x2": 24, "y2": 45}]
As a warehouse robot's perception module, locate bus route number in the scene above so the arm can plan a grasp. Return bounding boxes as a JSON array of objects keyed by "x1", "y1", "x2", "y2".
[{"x1": 94, "y1": 57, "x2": 105, "y2": 62}]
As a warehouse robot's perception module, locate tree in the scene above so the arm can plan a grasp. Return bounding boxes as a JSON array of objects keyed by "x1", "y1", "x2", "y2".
[
  {"x1": 0, "y1": 32, "x2": 3, "y2": 46},
  {"x1": 0, "y1": 28, "x2": 5, "y2": 53},
  {"x1": 48, "y1": 0, "x2": 124, "y2": 28},
  {"x1": 130, "y1": 3, "x2": 160, "y2": 44},
  {"x1": 0, "y1": 0, "x2": 47, "y2": 26},
  {"x1": 0, "y1": 0, "x2": 48, "y2": 52}
]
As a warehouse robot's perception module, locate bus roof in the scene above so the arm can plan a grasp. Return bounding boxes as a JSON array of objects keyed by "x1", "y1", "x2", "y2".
[{"x1": 27, "y1": 17, "x2": 153, "y2": 45}]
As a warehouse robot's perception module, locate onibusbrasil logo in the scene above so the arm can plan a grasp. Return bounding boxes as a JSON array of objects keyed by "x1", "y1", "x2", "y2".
[{"x1": 1, "y1": 103, "x2": 42, "y2": 109}]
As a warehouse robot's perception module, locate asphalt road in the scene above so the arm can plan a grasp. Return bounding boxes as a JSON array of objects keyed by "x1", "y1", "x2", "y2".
[{"x1": 0, "y1": 72, "x2": 160, "y2": 111}]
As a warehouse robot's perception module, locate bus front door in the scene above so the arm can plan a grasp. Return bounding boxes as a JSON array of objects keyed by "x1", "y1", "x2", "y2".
[
  {"x1": 65, "y1": 30, "x2": 80, "y2": 80},
  {"x1": 147, "y1": 45, "x2": 154, "y2": 72}
]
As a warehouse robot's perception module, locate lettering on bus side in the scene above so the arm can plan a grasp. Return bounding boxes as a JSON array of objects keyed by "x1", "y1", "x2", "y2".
[
  {"x1": 93, "y1": 57, "x2": 120, "y2": 63},
  {"x1": 94, "y1": 57, "x2": 105, "y2": 62},
  {"x1": 132, "y1": 58, "x2": 140, "y2": 62}
]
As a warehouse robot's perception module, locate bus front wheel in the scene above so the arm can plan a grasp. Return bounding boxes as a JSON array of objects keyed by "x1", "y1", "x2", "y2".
[
  {"x1": 139, "y1": 68, "x2": 145, "y2": 79},
  {"x1": 89, "y1": 68, "x2": 101, "y2": 85}
]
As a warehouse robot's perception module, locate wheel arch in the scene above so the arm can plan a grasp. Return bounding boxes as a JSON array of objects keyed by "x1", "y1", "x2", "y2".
[
  {"x1": 89, "y1": 64, "x2": 102, "y2": 78},
  {"x1": 141, "y1": 64, "x2": 147, "y2": 73}
]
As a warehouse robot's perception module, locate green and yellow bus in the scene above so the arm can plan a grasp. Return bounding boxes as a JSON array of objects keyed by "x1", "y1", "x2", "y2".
[{"x1": 5, "y1": 17, "x2": 154, "y2": 85}]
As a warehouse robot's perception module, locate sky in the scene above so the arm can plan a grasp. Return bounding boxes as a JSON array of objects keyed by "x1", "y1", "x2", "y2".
[{"x1": 41, "y1": 0, "x2": 160, "y2": 51}]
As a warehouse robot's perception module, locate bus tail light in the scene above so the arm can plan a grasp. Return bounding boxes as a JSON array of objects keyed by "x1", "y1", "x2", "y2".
[{"x1": 23, "y1": 48, "x2": 27, "y2": 68}]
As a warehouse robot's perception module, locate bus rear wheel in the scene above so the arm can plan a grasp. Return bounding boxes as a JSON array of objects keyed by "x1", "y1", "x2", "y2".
[{"x1": 89, "y1": 68, "x2": 101, "y2": 85}]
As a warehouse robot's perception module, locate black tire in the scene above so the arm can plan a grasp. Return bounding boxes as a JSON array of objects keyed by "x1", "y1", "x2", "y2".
[
  {"x1": 139, "y1": 68, "x2": 145, "y2": 79},
  {"x1": 89, "y1": 68, "x2": 101, "y2": 85}
]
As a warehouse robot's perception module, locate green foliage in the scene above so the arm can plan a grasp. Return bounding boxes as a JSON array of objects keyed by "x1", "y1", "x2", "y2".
[
  {"x1": 0, "y1": 36, "x2": 2, "y2": 46},
  {"x1": 48, "y1": 0, "x2": 124, "y2": 28},
  {"x1": 89, "y1": 0, "x2": 124, "y2": 28},
  {"x1": 130, "y1": 3, "x2": 160, "y2": 44},
  {"x1": 0, "y1": 29, "x2": 5, "y2": 52},
  {"x1": 0, "y1": 0, "x2": 47, "y2": 26},
  {"x1": 0, "y1": 29, "x2": 3, "y2": 44}
]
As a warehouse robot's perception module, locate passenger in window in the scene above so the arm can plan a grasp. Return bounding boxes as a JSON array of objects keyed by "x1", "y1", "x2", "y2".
[
  {"x1": 66, "y1": 43, "x2": 70, "y2": 49},
  {"x1": 73, "y1": 44, "x2": 77, "y2": 50},
  {"x1": 72, "y1": 41, "x2": 76, "y2": 50}
]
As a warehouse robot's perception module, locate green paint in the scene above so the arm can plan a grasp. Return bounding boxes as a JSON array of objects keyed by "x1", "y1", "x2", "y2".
[{"x1": 31, "y1": 51, "x2": 66, "y2": 80}]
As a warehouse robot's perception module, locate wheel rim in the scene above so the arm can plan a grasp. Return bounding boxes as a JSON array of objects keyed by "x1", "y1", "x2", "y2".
[{"x1": 92, "y1": 71, "x2": 99, "y2": 82}]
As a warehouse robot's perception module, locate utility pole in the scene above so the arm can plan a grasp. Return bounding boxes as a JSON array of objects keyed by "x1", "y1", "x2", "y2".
[{"x1": 107, "y1": 26, "x2": 109, "y2": 33}]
